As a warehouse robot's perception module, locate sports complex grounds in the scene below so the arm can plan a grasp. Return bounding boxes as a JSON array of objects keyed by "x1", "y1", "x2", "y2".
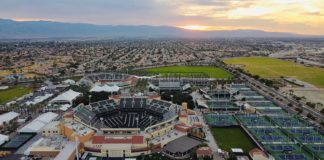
[{"x1": 203, "y1": 84, "x2": 324, "y2": 160}]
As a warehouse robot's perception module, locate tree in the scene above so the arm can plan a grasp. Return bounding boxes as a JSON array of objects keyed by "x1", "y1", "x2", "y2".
[
  {"x1": 149, "y1": 143, "x2": 154, "y2": 153},
  {"x1": 145, "y1": 137, "x2": 151, "y2": 149},
  {"x1": 320, "y1": 108, "x2": 324, "y2": 115}
]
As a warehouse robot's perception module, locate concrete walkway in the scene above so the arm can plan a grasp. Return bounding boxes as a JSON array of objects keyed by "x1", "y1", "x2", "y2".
[{"x1": 196, "y1": 109, "x2": 224, "y2": 160}]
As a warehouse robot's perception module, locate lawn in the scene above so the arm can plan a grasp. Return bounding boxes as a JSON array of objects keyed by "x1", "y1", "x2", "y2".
[
  {"x1": 224, "y1": 57, "x2": 324, "y2": 88},
  {"x1": 0, "y1": 86, "x2": 33, "y2": 105},
  {"x1": 145, "y1": 66, "x2": 232, "y2": 79},
  {"x1": 211, "y1": 127, "x2": 256, "y2": 153}
]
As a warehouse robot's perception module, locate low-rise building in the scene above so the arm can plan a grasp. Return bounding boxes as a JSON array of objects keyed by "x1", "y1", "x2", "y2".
[
  {"x1": 42, "y1": 121, "x2": 61, "y2": 137},
  {"x1": 0, "y1": 112, "x2": 20, "y2": 129}
]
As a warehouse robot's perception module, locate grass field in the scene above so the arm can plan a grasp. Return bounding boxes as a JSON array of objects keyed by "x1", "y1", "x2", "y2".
[
  {"x1": 0, "y1": 86, "x2": 33, "y2": 105},
  {"x1": 211, "y1": 127, "x2": 256, "y2": 153},
  {"x1": 145, "y1": 66, "x2": 232, "y2": 79},
  {"x1": 224, "y1": 57, "x2": 324, "y2": 88}
]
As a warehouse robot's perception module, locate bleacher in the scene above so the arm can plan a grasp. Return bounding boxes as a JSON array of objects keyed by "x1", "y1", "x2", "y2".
[
  {"x1": 85, "y1": 73, "x2": 129, "y2": 83},
  {"x1": 103, "y1": 112, "x2": 159, "y2": 128},
  {"x1": 120, "y1": 98, "x2": 147, "y2": 108},
  {"x1": 74, "y1": 98, "x2": 177, "y2": 129},
  {"x1": 75, "y1": 106, "x2": 97, "y2": 125},
  {"x1": 90, "y1": 100, "x2": 117, "y2": 115}
]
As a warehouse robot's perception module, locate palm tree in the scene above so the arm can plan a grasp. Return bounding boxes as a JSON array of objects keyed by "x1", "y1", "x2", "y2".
[
  {"x1": 149, "y1": 143, "x2": 154, "y2": 153},
  {"x1": 145, "y1": 137, "x2": 151, "y2": 150}
]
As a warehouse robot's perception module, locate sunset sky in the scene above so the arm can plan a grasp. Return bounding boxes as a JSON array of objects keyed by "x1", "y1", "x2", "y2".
[{"x1": 0, "y1": 0, "x2": 323, "y2": 35}]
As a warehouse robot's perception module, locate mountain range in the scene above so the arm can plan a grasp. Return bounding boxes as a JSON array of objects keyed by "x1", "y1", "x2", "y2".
[{"x1": 0, "y1": 19, "x2": 315, "y2": 39}]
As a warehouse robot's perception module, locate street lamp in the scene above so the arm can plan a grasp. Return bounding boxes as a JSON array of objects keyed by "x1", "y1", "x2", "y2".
[
  {"x1": 100, "y1": 117, "x2": 104, "y2": 128},
  {"x1": 75, "y1": 136, "x2": 79, "y2": 160},
  {"x1": 149, "y1": 116, "x2": 152, "y2": 127},
  {"x1": 89, "y1": 115, "x2": 92, "y2": 127},
  {"x1": 136, "y1": 117, "x2": 139, "y2": 128},
  {"x1": 88, "y1": 95, "x2": 92, "y2": 104}
]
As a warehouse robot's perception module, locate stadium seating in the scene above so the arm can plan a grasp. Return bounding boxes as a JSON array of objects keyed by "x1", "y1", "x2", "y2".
[{"x1": 74, "y1": 98, "x2": 176, "y2": 129}]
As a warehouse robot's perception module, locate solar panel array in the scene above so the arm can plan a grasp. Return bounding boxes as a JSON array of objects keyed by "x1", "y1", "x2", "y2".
[{"x1": 1, "y1": 134, "x2": 34, "y2": 149}]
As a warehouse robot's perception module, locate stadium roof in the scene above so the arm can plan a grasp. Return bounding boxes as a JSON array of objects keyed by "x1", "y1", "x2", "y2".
[
  {"x1": 0, "y1": 111, "x2": 20, "y2": 125},
  {"x1": 50, "y1": 89, "x2": 81, "y2": 104},
  {"x1": 90, "y1": 84, "x2": 120, "y2": 92},
  {"x1": 163, "y1": 136, "x2": 202, "y2": 153}
]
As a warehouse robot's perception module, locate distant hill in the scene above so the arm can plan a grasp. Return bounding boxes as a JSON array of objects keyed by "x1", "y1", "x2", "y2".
[{"x1": 0, "y1": 19, "x2": 307, "y2": 39}]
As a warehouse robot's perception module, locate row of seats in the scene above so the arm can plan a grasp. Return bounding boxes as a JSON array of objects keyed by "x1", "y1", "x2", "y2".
[{"x1": 103, "y1": 113, "x2": 159, "y2": 128}]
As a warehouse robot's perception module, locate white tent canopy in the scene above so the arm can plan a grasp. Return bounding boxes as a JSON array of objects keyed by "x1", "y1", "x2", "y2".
[
  {"x1": 90, "y1": 84, "x2": 120, "y2": 92},
  {"x1": 0, "y1": 134, "x2": 9, "y2": 145},
  {"x1": 50, "y1": 89, "x2": 81, "y2": 105},
  {"x1": 35, "y1": 112, "x2": 59, "y2": 124},
  {"x1": 25, "y1": 93, "x2": 53, "y2": 106},
  {"x1": 0, "y1": 112, "x2": 20, "y2": 126},
  {"x1": 63, "y1": 79, "x2": 76, "y2": 85},
  {"x1": 18, "y1": 112, "x2": 58, "y2": 133}
]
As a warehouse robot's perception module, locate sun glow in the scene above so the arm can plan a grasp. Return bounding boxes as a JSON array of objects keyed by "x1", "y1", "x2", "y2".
[{"x1": 180, "y1": 25, "x2": 210, "y2": 31}]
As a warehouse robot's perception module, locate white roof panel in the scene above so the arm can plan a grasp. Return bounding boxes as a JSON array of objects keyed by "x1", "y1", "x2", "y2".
[
  {"x1": 34, "y1": 112, "x2": 58, "y2": 124},
  {"x1": 50, "y1": 89, "x2": 80, "y2": 103},
  {"x1": 0, "y1": 112, "x2": 20, "y2": 125}
]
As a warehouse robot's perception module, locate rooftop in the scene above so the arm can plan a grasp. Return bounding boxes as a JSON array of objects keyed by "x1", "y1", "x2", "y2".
[
  {"x1": 64, "y1": 120, "x2": 93, "y2": 136},
  {"x1": 163, "y1": 136, "x2": 202, "y2": 153},
  {"x1": 0, "y1": 111, "x2": 19, "y2": 125}
]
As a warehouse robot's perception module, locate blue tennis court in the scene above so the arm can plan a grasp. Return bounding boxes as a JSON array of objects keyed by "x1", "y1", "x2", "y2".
[
  {"x1": 269, "y1": 145, "x2": 296, "y2": 152},
  {"x1": 278, "y1": 154, "x2": 307, "y2": 160}
]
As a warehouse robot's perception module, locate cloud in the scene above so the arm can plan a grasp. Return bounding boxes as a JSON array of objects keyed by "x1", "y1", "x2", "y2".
[{"x1": 0, "y1": 0, "x2": 323, "y2": 35}]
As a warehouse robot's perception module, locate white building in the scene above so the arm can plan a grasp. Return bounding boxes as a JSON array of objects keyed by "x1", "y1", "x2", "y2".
[
  {"x1": 18, "y1": 112, "x2": 58, "y2": 133},
  {"x1": 50, "y1": 89, "x2": 81, "y2": 105},
  {"x1": 42, "y1": 121, "x2": 61, "y2": 137},
  {"x1": 0, "y1": 134, "x2": 9, "y2": 145},
  {"x1": 0, "y1": 111, "x2": 20, "y2": 127}
]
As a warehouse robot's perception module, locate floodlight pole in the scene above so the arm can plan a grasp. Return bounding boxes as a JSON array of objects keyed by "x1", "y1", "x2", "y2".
[
  {"x1": 100, "y1": 117, "x2": 104, "y2": 129},
  {"x1": 89, "y1": 95, "x2": 92, "y2": 104},
  {"x1": 89, "y1": 115, "x2": 92, "y2": 127},
  {"x1": 136, "y1": 117, "x2": 139, "y2": 128},
  {"x1": 75, "y1": 136, "x2": 79, "y2": 160}
]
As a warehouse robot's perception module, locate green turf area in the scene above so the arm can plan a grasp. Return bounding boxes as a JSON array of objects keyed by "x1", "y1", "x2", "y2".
[
  {"x1": 224, "y1": 57, "x2": 324, "y2": 88},
  {"x1": 211, "y1": 127, "x2": 257, "y2": 153},
  {"x1": 145, "y1": 66, "x2": 232, "y2": 79},
  {"x1": 0, "y1": 86, "x2": 33, "y2": 105}
]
